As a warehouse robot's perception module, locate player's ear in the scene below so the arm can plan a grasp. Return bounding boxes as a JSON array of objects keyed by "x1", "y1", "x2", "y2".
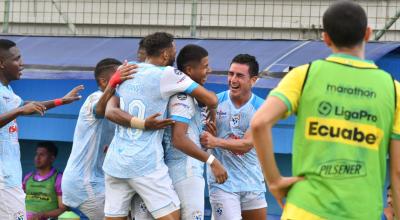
[
  {"x1": 364, "y1": 26, "x2": 372, "y2": 42},
  {"x1": 98, "y1": 77, "x2": 107, "y2": 89},
  {"x1": 250, "y1": 75, "x2": 258, "y2": 87},
  {"x1": 322, "y1": 32, "x2": 332, "y2": 47}
]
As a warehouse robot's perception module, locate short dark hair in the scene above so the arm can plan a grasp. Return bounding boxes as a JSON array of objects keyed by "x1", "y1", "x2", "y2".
[
  {"x1": 94, "y1": 58, "x2": 122, "y2": 82},
  {"x1": 37, "y1": 141, "x2": 58, "y2": 157},
  {"x1": 142, "y1": 32, "x2": 174, "y2": 57},
  {"x1": 231, "y1": 54, "x2": 259, "y2": 77},
  {"x1": 0, "y1": 39, "x2": 16, "y2": 59},
  {"x1": 177, "y1": 44, "x2": 208, "y2": 72},
  {"x1": 323, "y1": 1, "x2": 367, "y2": 48}
]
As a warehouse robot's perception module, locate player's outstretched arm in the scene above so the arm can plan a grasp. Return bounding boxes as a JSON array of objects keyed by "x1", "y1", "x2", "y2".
[
  {"x1": 189, "y1": 86, "x2": 218, "y2": 109},
  {"x1": 172, "y1": 122, "x2": 227, "y2": 184},
  {"x1": 200, "y1": 127, "x2": 253, "y2": 154},
  {"x1": 105, "y1": 95, "x2": 174, "y2": 129},
  {"x1": 250, "y1": 96, "x2": 303, "y2": 208},
  {"x1": 390, "y1": 139, "x2": 400, "y2": 217},
  {"x1": 25, "y1": 85, "x2": 85, "y2": 110},
  {"x1": 0, "y1": 102, "x2": 46, "y2": 128},
  {"x1": 95, "y1": 62, "x2": 137, "y2": 117}
]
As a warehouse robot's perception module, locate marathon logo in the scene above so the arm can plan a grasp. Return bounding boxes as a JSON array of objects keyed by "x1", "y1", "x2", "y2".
[
  {"x1": 318, "y1": 160, "x2": 366, "y2": 178},
  {"x1": 326, "y1": 84, "x2": 376, "y2": 99},
  {"x1": 305, "y1": 117, "x2": 383, "y2": 150}
]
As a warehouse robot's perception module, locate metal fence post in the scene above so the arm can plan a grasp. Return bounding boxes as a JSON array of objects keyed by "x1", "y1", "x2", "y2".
[
  {"x1": 190, "y1": 0, "x2": 198, "y2": 38},
  {"x1": 2, "y1": 0, "x2": 11, "y2": 33}
]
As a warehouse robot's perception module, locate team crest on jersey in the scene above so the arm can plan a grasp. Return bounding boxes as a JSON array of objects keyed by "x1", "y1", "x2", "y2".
[
  {"x1": 215, "y1": 203, "x2": 223, "y2": 216},
  {"x1": 14, "y1": 211, "x2": 24, "y2": 220},
  {"x1": 177, "y1": 93, "x2": 187, "y2": 100},
  {"x1": 230, "y1": 114, "x2": 240, "y2": 128}
]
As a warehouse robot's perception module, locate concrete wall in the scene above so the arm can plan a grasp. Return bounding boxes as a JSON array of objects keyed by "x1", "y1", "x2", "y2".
[{"x1": 1, "y1": 0, "x2": 399, "y2": 41}]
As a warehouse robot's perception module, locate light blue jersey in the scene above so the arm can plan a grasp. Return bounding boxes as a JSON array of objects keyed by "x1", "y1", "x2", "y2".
[
  {"x1": 207, "y1": 90, "x2": 266, "y2": 193},
  {"x1": 164, "y1": 93, "x2": 204, "y2": 184},
  {"x1": 62, "y1": 91, "x2": 115, "y2": 208},
  {"x1": 103, "y1": 63, "x2": 198, "y2": 178},
  {"x1": 0, "y1": 84, "x2": 23, "y2": 189}
]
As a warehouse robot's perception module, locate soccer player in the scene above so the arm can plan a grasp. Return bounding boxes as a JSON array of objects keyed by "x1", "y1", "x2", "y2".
[
  {"x1": 62, "y1": 58, "x2": 171, "y2": 219},
  {"x1": 103, "y1": 32, "x2": 218, "y2": 220},
  {"x1": 0, "y1": 39, "x2": 83, "y2": 220},
  {"x1": 23, "y1": 142, "x2": 66, "y2": 220},
  {"x1": 132, "y1": 44, "x2": 228, "y2": 220},
  {"x1": 251, "y1": 1, "x2": 400, "y2": 219},
  {"x1": 200, "y1": 54, "x2": 267, "y2": 220}
]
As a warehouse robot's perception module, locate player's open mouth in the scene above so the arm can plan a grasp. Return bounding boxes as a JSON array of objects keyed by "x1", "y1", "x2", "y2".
[{"x1": 230, "y1": 85, "x2": 240, "y2": 90}]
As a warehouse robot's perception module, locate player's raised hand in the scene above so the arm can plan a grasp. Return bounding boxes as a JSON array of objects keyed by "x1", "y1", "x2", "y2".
[
  {"x1": 62, "y1": 85, "x2": 84, "y2": 104},
  {"x1": 20, "y1": 102, "x2": 46, "y2": 116},
  {"x1": 200, "y1": 131, "x2": 218, "y2": 149},
  {"x1": 268, "y1": 176, "x2": 304, "y2": 208},
  {"x1": 210, "y1": 158, "x2": 228, "y2": 184},
  {"x1": 144, "y1": 113, "x2": 175, "y2": 130},
  {"x1": 118, "y1": 60, "x2": 138, "y2": 81}
]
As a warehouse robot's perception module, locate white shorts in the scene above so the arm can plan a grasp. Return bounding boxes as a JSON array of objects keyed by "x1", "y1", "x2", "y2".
[
  {"x1": 210, "y1": 188, "x2": 267, "y2": 220},
  {"x1": 0, "y1": 187, "x2": 26, "y2": 220},
  {"x1": 132, "y1": 176, "x2": 205, "y2": 220},
  {"x1": 78, "y1": 191, "x2": 105, "y2": 220},
  {"x1": 105, "y1": 166, "x2": 180, "y2": 218}
]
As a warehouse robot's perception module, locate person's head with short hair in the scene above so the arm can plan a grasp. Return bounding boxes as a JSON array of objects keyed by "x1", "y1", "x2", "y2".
[
  {"x1": 94, "y1": 58, "x2": 122, "y2": 91},
  {"x1": 177, "y1": 44, "x2": 211, "y2": 85},
  {"x1": 228, "y1": 54, "x2": 259, "y2": 103},
  {"x1": 0, "y1": 39, "x2": 23, "y2": 85},
  {"x1": 322, "y1": 1, "x2": 371, "y2": 52},
  {"x1": 137, "y1": 38, "x2": 147, "y2": 62},
  {"x1": 34, "y1": 141, "x2": 58, "y2": 170},
  {"x1": 142, "y1": 32, "x2": 175, "y2": 66}
]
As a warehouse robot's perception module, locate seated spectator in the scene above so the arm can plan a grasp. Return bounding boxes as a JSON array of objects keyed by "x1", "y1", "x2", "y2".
[{"x1": 23, "y1": 141, "x2": 66, "y2": 220}]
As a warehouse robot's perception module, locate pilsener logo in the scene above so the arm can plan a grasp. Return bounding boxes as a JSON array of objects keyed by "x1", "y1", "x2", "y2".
[
  {"x1": 318, "y1": 160, "x2": 366, "y2": 178},
  {"x1": 305, "y1": 117, "x2": 383, "y2": 150}
]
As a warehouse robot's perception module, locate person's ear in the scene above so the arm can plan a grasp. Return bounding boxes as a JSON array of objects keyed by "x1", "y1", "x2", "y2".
[
  {"x1": 250, "y1": 76, "x2": 258, "y2": 87},
  {"x1": 322, "y1": 32, "x2": 333, "y2": 47},
  {"x1": 364, "y1": 26, "x2": 372, "y2": 42},
  {"x1": 98, "y1": 77, "x2": 108, "y2": 89}
]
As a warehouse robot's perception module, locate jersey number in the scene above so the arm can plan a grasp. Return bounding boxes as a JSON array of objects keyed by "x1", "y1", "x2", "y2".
[{"x1": 119, "y1": 99, "x2": 145, "y2": 140}]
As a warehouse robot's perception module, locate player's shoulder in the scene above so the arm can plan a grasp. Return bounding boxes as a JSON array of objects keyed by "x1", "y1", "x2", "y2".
[
  {"x1": 251, "y1": 94, "x2": 265, "y2": 110},
  {"x1": 217, "y1": 90, "x2": 229, "y2": 103}
]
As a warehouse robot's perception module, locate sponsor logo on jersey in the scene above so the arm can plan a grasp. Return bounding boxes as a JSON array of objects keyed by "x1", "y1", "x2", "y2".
[
  {"x1": 214, "y1": 203, "x2": 223, "y2": 216},
  {"x1": 172, "y1": 102, "x2": 190, "y2": 109},
  {"x1": 177, "y1": 76, "x2": 187, "y2": 84},
  {"x1": 217, "y1": 110, "x2": 227, "y2": 118},
  {"x1": 2, "y1": 96, "x2": 10, "y2": 103},
  {"x1": 318, "y1": 101, "x2": 378, "y2": 122},
  {"x1": 192, "y1": 211, "x2": 203, "y2": 220},
  {"x1": 305, "y1": 117, "x2": 383, "y2": 150},
  {"x1": 326, "y1": 84, "x2": 376, "y2": 99},
  {"x1": 318, "y1": 160, "x2": 366, "y2": 178},
  {"x1": 177, "y1": 93, "x2": 187, "y2": 100},
  {"x1": 174, "y1": 69, "x2": 183, "y2": 75}
]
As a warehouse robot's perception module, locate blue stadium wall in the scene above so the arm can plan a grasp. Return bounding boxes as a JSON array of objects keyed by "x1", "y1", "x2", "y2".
[{"x1": 4, "y1": 35, "x2": 399, "y2": 217}]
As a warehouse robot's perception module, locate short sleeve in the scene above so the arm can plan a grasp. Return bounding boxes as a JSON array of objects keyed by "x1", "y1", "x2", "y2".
[
  {"x1": 391, "y1": 81, "x2": 400, "y2": 140},
  {"x1": 22, "y1": 172, "x2": 32, "y2": 192},
  {"x1": 268, "y1": 64, "x2": 309, "y2": 117},
  {"x1": 55, "y1": 172, "x2": 63, "y2": 196},
  {"x1": 168, "y1": 93, "x2": 195, "y2": 124},
  {"x1": 160, "y1": 67, "x2": 199, "y2": 99},
  {"x1": 86, "y1": 93, "x2": 101, "y2": 119}
]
